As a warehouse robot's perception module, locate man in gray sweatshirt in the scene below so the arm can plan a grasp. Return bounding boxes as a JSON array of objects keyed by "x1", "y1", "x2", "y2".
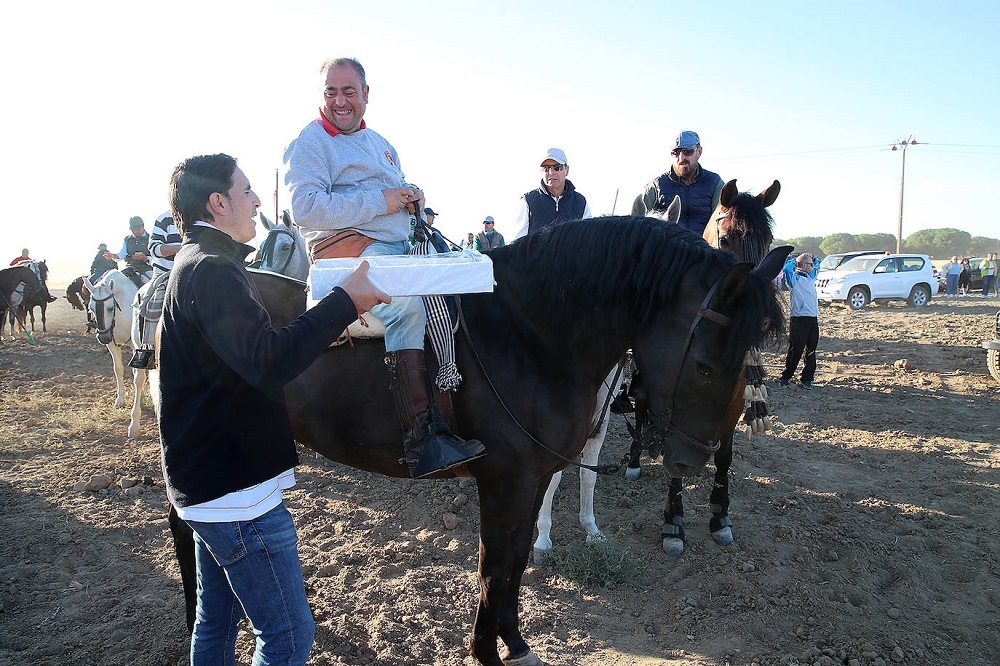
[{"x1": 283, "y1": 57, "x2": 485, "y2": 478}]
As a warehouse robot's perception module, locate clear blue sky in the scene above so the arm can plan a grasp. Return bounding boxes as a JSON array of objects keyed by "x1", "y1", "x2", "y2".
[{"x1": 3, "y1": 0, "x2": 998, "y2": 282}]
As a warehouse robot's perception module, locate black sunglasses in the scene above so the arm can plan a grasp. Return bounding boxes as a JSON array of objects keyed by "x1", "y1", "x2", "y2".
[
  {"x1": 670, "y1": 148, "x2": 696, "y2": 157},
  {"x1": 541, "y1": 164, "x2": 565, "y2": 172}
]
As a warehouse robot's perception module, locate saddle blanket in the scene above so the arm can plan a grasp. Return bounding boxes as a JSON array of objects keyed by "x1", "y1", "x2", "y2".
[{"x1": 308, "y1": 250, "x2": 494, "y2": 307}]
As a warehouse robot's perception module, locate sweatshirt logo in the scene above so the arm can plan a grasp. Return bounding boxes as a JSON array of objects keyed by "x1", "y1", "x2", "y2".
[{"x1": 384, "y1": 151, "x2": 395, "y2": 167}]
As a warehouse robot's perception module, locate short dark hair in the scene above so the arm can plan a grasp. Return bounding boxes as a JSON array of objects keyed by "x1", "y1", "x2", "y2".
[
  {"x1": 168, "y1": 154, "x2": 238, "y2": 234},
  {"x1": 320, "y1": 57, "x2": 366, "y2": 86}
]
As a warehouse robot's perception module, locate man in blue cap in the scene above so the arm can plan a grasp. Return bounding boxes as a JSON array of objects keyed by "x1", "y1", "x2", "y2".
[{"x1": 633, "y1": 130, "x2": 724, "y2": 236}]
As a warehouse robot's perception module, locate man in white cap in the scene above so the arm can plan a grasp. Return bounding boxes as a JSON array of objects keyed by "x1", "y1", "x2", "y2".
[
  {"x1": 511, "y1": 147, "x2": 591, "y2": 241},
  {"x1": 474, "y1": 216, "x2": 505, "y2": 250},
  {"x1": 634, "y1": 130, "x2": 724, "y2": 236}
]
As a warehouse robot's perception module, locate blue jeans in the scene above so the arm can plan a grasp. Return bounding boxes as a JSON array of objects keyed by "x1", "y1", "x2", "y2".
[
  {"x1": 946, "y1": 273, "x2": 959, "y2": 296},
  {"x1": 186, "y1": 503, "x2": 315, "y2": 666},
  {"x1": 361, "y1": 240, "x2": 427, "y2": 351}
]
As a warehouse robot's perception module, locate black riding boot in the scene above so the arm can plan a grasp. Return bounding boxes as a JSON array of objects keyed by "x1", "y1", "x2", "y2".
[{"x1": 386, "y1": 349, "x2": 486, "y2": 478}]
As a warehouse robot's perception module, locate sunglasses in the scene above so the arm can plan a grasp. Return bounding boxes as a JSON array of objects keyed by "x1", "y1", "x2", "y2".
[
  {"x1": 671, "y1": 148, "x2": 696, "y2": 157},
  {"x1": 541, "y1": 164, "x2": 565, "y2": 172}
]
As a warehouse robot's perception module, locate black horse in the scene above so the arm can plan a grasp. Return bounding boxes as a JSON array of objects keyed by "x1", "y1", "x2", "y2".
[
  {"x1": 65, "y1": 276, "x2": 97, "y2": 333},
  {"x1": 13, "y1": 260, "x2": 54, "y2": 334},
  {"x1": 167, "y1": 217, "x2": 791, "y2": 665},
  {"x1": 0, "y1": 265, "x2": 42, "y2": 342},
  {"x1": 630, "y1": 179, "x2": 780, "y2": 555}
]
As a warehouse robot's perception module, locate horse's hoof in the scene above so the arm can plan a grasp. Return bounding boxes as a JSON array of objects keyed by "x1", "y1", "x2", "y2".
[
  {"x1": 532, "y1": 547, "x2": 553, "y2": 566},
  {"x1": 503, "y1": 648, "x2": 546, "y2": 666},
  {"x1": 624, "y1": 467, "x2": 641, "y2": 482},
  {"x1": 712, "y1": 526, "x2": 734, "y2": 546},
  {"x1": 662, "y1": 537, "x2": 685, "y2": 556}
]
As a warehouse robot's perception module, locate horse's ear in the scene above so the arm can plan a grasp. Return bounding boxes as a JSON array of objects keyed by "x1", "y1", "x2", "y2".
[
  {"x1": 716, "y1": 261, "x2": 754, "y2": 309},
  {"x1": 757, "y1": 180, "x2": 781, "y2": 208},
  {"x1": 720, "y1": 179, "x2": 739, "y2": 208},
  {"x1": 665, "y1": 195, "x2": 682, "y2": 224},
  {"x1": 753, "y1": 245, "x2": 794, "y2": 281},
  {"x1": 282, "y1": 210, "x2": 293, "y2": 228},
  {"x1": 259, "y1": 212, "x2": 274, "y2": 231}
]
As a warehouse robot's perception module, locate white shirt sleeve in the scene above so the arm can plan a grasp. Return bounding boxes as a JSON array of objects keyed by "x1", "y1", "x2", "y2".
[
  {"x1": 582, "y1": 201, "x2": 592, "y2": 220},
  {"x1": 511, "y1": 199, "x2": 530, "y2": 241}
]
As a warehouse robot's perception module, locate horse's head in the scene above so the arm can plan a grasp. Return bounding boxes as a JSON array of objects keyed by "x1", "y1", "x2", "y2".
[
  {"x1": 253, "y1": 210, "x2": 309, "y2": 281},
  {"x1": 631, "y1": 244, "x2": 791, "y2": 476},
  {"x1": 703, "y1": 179, "x2": 779, "y2": 265},
  {"x1": 88, "y1": 272, "x2": 126, "y2": 345}
]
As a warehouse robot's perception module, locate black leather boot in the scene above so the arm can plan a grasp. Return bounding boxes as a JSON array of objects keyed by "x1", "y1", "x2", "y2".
[{"x1": 387, "y1": 350, "x2": 486, "y2": 478}]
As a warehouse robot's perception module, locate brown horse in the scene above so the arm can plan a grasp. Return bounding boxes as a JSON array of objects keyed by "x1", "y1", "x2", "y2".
[
  {"x1": 629, "y1": 178, "x2": 780, "y2": 555},
  {"x1": 167, "y1": 216, "x2": 790, "y2": 665}
]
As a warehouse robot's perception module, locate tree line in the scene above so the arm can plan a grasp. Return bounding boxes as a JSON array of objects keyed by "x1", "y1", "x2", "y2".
[{"x1": 775, "y1": 229, "x2": 999, "y2": 260}]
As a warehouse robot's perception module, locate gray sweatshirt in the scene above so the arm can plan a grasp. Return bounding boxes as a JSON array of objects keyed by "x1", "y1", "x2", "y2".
[{"x1": 283, "y1": 120, "x2": 415, "y2": 246}]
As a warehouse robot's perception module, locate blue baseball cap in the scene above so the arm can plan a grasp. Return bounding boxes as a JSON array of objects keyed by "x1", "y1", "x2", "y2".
[{"x1": 674, "y1": 131, "x2": 701, "y2": 149}]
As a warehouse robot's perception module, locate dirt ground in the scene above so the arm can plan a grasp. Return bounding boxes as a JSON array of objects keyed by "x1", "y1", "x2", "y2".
[{"x1": 1, "y1": 291, "x2": 998, "y2": 666}]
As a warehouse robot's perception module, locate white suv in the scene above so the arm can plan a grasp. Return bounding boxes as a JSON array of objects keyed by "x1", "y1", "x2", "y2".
[{"x1": 816, "y1": 254, "x2": 938, "y2": 310}]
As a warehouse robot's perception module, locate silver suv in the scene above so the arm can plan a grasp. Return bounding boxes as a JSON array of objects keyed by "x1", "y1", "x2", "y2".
[{"x1": 816, "y1": 253, "x2": 937, "y2": 310}]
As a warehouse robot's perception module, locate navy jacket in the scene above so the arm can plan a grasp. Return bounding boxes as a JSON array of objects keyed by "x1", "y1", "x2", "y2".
[
  {"x1": 158, "y1": 226, "x2": 358, "y2": 507},
  {"x1": 652, "y1": 166, "x2": 723, "y2": 236},
  {"x1": 523, "y1": 179, "x2": 588, "y2": 235}
]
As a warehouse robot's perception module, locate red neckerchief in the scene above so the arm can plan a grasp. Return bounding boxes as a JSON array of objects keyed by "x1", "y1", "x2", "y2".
[{"x1": 318, "y1": 109, "x2": 366, "y2": 137}]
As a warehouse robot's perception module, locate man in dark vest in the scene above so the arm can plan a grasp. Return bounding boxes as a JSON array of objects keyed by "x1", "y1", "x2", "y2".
[
  {"x1": 511, "y1": 147, "x2": 591, "y2": 241},
  {"x1": 633, "y1": 131, "x2": 724, "y2": 236},
  {"x1": 106, "y1": 216, "x2": 153, "y2": 286}
]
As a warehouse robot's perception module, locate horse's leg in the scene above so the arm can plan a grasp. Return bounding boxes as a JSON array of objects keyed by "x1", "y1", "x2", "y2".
[
  {"x1": 128, "y1": 367, "x2": 146, "y2": 438},
  {"x1": 107, "y1": 343, "x2": 127, "y2": 408},
  {"x1": 578, "y1": 424, "x2": 607, "y2": 542},
  {"x1": 168, "y1": 504, "x2": 197, "y2": 633},
  {"x1": 532, "y1": 470, "x2": 561, "y2": 565},
  {"x1": 40, "y1": 304, "x2": 46, "y2": 333},
  {"x1": 709, "y1": 386, "x2": 744, "y2": 546},
  {"x1": 473, "y1": 476, "x2": 546, "y2": 666},
  {"x1": 662, "y1": 476, "x2": 686, "y2": 555},
  {"x1": 625, "y1": 385, "x2": 648, "y2": 482}
]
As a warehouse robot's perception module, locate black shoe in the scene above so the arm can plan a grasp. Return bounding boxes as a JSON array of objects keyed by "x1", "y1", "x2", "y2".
[
  {"x1": 779, "y1": 379, "x2": 790, "y2": 387},
  {"x1": 410, "y1": 426, "x2": 487, "y2": 479},
  {"x1": 47, "y1": 295, "x2": 58, "y2": 303},
  {"x1": 128, "y1": 349, "x2": 155, "y2": 369},
  {"x1": 800, "y1": 381, "x2": 814, "y2": 390}
]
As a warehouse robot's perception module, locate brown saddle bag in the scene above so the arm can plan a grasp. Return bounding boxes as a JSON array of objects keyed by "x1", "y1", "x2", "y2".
[{"x1": 312, "y1": 230, "x2": 376, "y2": 260}]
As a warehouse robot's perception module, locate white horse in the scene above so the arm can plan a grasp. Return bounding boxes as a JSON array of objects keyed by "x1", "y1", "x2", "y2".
[
  {"x1": 129, "y1": 211, "x2": 310, "y2": 437},
  {"x1": 531, "y1": 197, "x2": 681, "y2": 564},
  {"x1": 87, "y1": 270, "x2": 144, "y2": 435}
]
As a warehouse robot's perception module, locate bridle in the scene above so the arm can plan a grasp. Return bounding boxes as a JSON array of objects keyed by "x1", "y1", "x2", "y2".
[
  {"x1": 254, "y1": 225, "x2": 296, "y2": 275},
  {"x1": 456, "y1": 272, "x2": 732, "y2": 473},
  {"x1": 90, "y1": 289, "x2": 121, "y2": 346},
  {"x1": 640, "y1": 277, "x2": 731, "y2": 457}
]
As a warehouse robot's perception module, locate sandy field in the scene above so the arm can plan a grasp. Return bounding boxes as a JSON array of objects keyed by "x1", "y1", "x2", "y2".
[{"x1": 1, "y1": 289, "x2": 998, "y2": 666}]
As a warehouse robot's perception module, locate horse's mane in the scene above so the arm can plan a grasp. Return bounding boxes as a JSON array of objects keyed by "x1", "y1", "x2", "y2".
[
  {"x1": 490, "y1": 216, "x2": 783, "y2": 356},
  {"x1": 718, "y1": 191, "x2": 775, "y2": 264}
]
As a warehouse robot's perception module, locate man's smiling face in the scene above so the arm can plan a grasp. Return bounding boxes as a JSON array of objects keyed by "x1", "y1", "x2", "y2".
[{"x1": 321, "y1": 64, "x2": 368, "y2": 134}]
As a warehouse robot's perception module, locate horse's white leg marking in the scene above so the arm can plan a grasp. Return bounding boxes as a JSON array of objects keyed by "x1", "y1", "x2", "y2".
[
  {"x1": 108, "y1": 343, "x2": 127, "y2": 409},
  {"x1": 579, "y1": 424, "x2": 607, "y2": 543},
  {"x1": 128, "y1": 367, "x2": 146, "y2": 438},
  {"x1": 532, "y1": 470, "x2": 561, "y2": 565}
]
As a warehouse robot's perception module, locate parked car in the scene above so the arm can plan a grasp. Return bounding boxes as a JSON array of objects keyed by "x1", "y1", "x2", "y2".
[
  {"x1": 818, "y1": 250, "x2": 887, "y2": 272},
  {"x1": 816, "y1": 253, "x2": 937, "y2": 310},
  {"x1": 936, "y1": 258, "x2": 984, "y2": 293},
  {"x1": 984, "y1": 310, "x2": 1000, "y2": 384}
]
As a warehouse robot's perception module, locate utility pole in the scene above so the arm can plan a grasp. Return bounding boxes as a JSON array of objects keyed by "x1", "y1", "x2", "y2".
[{"x1": 891, "y1": 136, "x2": 918, "y2": 254}]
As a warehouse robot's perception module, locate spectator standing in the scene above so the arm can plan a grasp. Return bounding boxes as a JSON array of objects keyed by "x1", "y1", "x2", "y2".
[
  {"x1": 474, "y1": 217, "x2": 505, "y2": 250},
  {"x1": 958, "y1": 258, "x2": 972, "y2": 296},
  {"x1": 159, "y1": 153, "x2": 388, "y2": 666},
  {"x1": 779, "y1": 252, "x2": 822, "y2": 390},
  {"x1": 981, "y1": 253, "x2": 998, "y2": 297},
  {"x1": 460, "y1": 232, "x2": 475, "y2": 250},
  {"x1": 942, "y1": 256, "x2": 961, "y2": 297},
  {"x1": 633, "y1": 130, "x2": 724, "y2": 235},
  {"x1": 511, "y1": 147, "x2": 591, "y2": 241}
]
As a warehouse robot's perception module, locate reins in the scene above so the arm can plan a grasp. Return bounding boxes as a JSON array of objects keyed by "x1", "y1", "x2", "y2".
[{"x1": 455, "y1": 273, "x2": 733, "y2": 474}]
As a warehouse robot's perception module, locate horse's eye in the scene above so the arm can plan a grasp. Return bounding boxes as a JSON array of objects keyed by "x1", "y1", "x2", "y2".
[
  {"x1": 696, "y1": 362, "x2": 712, "y2": 377},
  {"x1": 719, "y1": 236, "x2": 731, "y2": 248}
]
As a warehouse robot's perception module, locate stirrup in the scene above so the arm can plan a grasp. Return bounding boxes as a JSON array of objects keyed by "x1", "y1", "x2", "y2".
[
  {"x1": 409, "y1": 428, "x2": 487, "y2": 479},
  {"x1": 128, "y1": 349, "x2": 155, "y2": 369}
]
